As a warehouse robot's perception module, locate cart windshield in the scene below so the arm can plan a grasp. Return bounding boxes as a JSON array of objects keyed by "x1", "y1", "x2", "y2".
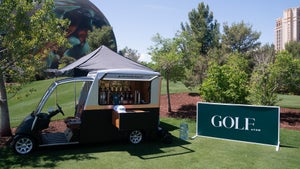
[{"x1": 35, "y1": 77, "x2": 94, "y2": 116}]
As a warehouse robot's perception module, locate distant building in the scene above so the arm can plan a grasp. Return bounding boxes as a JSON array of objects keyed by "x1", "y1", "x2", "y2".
[{"x1": 275, "y1": 7, "x2": 300, "y2": 51}]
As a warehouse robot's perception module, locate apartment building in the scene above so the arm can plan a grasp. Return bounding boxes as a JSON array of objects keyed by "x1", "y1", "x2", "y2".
[{"x1": 275, "y1": 7, "x2": 300, "y2": 51}]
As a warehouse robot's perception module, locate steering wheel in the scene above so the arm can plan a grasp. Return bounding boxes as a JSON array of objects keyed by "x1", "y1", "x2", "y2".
[{"x1": 56, "y1": 104, "x2": 65, "y2": 116}]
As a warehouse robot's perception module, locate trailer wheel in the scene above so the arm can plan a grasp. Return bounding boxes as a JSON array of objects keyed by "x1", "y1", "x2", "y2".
[
  {"x1": 13, "y1": 135, "x2": 35, "y2": 155},
  {"x1": 129, "y1": 130, "x2": 143, "y2": 144}
]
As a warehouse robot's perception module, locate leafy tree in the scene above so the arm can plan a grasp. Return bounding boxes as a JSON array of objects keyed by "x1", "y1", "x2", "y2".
[
  {"x1": 248, "y1": 50, "x2": 300, "y2": 105},
  {"x1": 252, "y1": 44, "x2": 275, "y2": 67},
  {"x1": 183, "y1": 56, "x2": 209, "y2": 89},
  {"x1": 285, "y1": 41, "x2": 300, "y2": 59},
  {"x1": 118, "y1": 46, "x2": 140, "y2": 62},
  {"x1": 222, "y1": 21, "x2": 261, "y2": 54},
  {"x1": 149, "y1": 34, "x2": 185, "y2": 112},
  {"x1": 180, "y1": 2, "x2": 220, "y2": 88},
  {"x1": 0, "y1": 0, "x2": 69, "y2": 136},
  {"x1": 58, "y1": 56, "x2": 76, "y2": 69},
  {"x1": 272, "y1": 51, "x2": 300, "y2": 94},
  {"x1": 248, "y1": 64, "x2": 279, "y2": 106},
  {"x1": 180, "y1": 2, "x2": 220, "y2": 56},
  {"x1": 200, "y1": 53, "x2": 249, "y2": 104},
  {"x1": 247, "y1": 44, "x2": 277, "y2": 106},
  {"x1": 87, "y1": 26, "x2": 117, "y2": 52}
]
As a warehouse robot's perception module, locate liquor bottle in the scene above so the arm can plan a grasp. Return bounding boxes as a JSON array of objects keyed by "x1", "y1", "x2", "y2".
[
  {"x1": 124, "y1": 87, "x2": 129, "y2": 104},
  {"x1": 120, "y1": 92, "x2": 124, "y2": 104},
  {"x1": 105, "y1": 87, "x2": 110, "y2": 105},
  {"x1": 129, "y1": 87, "x2": 133, "y2": 104}
]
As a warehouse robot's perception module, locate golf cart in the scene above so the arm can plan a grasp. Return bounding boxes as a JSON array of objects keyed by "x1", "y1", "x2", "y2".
[{"x1": 12, "y1": 69, "x2": 171, "y2": 155}]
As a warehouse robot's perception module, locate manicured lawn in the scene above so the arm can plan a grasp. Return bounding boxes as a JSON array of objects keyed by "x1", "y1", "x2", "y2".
[
  {"x1": 8, "y1": 79, "x2": 300, "y2": 127},
  {"x1": 1, "y1": 118, "x2": 300, "y2": 169},
  {"x1": 160, "y1": 80, "x2": 198, "y2": 95},
  {"x1": 277, "y1": 94, "x2": 300, "y2": 109},
  {"x1": 8, "y1": 78, "x2": 198, "y2": 127},
  {"x1": 3, "y1": 78, "x2": 300, "y2": 168}
]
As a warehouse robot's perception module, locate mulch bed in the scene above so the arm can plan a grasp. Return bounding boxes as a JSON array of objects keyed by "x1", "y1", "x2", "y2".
[
  {"x1": 160, "y1": 93, "x2": 300, "y2": 130},
  {"x1": 1, "y1": 92, "x2": 300, "y2": 148}
]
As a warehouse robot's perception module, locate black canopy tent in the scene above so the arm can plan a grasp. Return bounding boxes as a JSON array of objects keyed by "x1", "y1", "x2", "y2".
[{"x1": 52, "y1": 45, "x2": 154, "y2": 76}]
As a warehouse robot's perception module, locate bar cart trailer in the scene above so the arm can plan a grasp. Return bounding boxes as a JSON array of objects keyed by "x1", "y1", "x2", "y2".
[{"x1": 12, "y1": 69, "x2": 171, "y2": 155}]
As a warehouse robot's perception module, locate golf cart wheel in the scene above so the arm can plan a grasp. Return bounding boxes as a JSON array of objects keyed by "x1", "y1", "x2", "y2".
[
  {"x1": 129, "y1": 130, "x2": 143, "y2": 144},
  {"x1": 13, "y1": 135, "x2": 35, "y2": 155}
]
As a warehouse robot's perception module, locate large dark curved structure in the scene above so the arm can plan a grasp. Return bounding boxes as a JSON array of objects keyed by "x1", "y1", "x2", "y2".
[{"x1": 47, "y1": 0, "x2": 117, "y2": 68}]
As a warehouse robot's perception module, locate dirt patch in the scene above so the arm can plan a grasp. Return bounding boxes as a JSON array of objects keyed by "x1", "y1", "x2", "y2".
[
  {"x1": 160, "y1": 93, "x2": 300, "y2": 131},
  {"x1": 1, "y1": 92, "x2": 300, "y2": 148},
  {"x1": 160, "y1": 93, "x2": 201, "y2": 119},
  {"x1": 279, "y1": 108, "x2": 300, "y2": 130}
]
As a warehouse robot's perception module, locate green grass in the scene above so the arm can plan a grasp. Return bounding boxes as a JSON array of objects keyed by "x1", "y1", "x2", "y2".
[
  {"x1": 1, "y1": 118, "x2": 300, "y2": 169},
  {"x1": 8, "y1": 78, "x2": 198, "y2": 127},
  {"x1": 7, "y1": 78, "x2": 300, "y2": 126},
  {"x1": 277, "y1": 94, "x2": 300, "y2": 109},
  {"x1": 3, "y1": 78, "x2": 300, "y2": 168},
  {"x1": 160, "y1": 79, "x2": 198, "y2": 95}
]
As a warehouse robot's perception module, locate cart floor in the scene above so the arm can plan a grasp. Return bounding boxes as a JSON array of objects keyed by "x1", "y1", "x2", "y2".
[{"x1": 40, "y1": 132, "x2": 78, "y2": 146}]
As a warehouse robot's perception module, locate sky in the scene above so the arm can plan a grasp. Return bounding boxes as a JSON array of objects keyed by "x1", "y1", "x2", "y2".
[{"x1": 90, "y1": 0, "x2": 300, "y2": 62}]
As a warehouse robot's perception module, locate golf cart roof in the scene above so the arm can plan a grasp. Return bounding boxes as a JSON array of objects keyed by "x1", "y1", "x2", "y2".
[{"x1": 87, "y1": 69, "x2": 160, "y2": 81}]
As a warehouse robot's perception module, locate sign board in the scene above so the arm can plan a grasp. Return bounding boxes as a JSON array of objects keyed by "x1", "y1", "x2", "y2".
[{"x1": 195, "y1": 102, "x2": 280, "y2": 150}]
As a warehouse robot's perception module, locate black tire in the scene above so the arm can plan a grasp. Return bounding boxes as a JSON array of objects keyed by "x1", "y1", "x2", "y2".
[
  {"x1": 13, "y1": 135, "x2": 36, "y2": 155},
  {"x1": 129, "y1": 130, "x2": 143, "y2": 144}
]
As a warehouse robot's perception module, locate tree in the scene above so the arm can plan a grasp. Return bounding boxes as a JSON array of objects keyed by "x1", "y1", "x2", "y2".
[
  {"x1": 0, "y1": 0, "x2": 68, "y2": 136},
  {"x1": 87, "y1": 26, "x2": 117, "y2": 52},
  {"x1": 247, "y1": 50, "x2": 300, "y2": 105},
  {"x1": 149, "y1": 34, "x2": 185, "y2": 112},
  {"x1": 180, "y1": 2, "x2": 220, "y2": 88},
  {"x1": 252, "y1": 44, "x2": 275, "y2": 67},
  {"x1": 248, "y1": 64, "x2": 279, "y2": 106},
  {"x1": 118, "y1": 46, "x2": 140, "y2": 62},
  {"x1": 200, "y1": 53, "x2": 249, "y2": 104},
  {"x1": 271, "y1": 51, "x2": 300, "y2": 94},
  {"x1": 222, "y1": 21, "x2": 261, "y2": 54},
  {"x1": 247, "y1": 44, "x2": 277, "y2": 105},
  {"x1": 285, "y1": 41, "x2": 300, "y2": 59},
  {"x1": 180, "y1": 2, "x2": 220, "y2": 56}
]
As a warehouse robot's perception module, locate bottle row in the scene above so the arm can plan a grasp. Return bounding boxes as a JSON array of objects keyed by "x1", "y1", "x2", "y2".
[
  {"x1": 98, "y1": 80, "x2": 150, "y2": 105},
  {"x1": 99, "y1": 88, "x2": 141, "y2": 105}
]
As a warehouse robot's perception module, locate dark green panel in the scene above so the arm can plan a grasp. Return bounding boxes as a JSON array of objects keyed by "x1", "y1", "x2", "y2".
[{"x1": 197, "y1": 102, "x2": 279, "y2": 146}]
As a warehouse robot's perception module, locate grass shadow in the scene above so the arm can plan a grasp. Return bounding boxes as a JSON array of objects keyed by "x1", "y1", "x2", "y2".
[
  {"x1": 280, "y1": 144, "x2": 298, "y2": 149},
  {"x1": 0, "y1": 122, "x2": 193, "y2": 168},
  {"x1": 127, "y1": 137, "x2": 194, "y2": 160}
]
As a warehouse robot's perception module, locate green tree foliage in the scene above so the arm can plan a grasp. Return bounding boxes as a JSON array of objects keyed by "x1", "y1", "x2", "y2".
[
  {"x1": 248, "y1": 64, "x2": 279, "y2": 106},
  {"x1": 200, "y1": 53, "x2": 249, "y2": 104},
  {"x1": 0, "y1": 0, "x2": 69, "y2": 136},
  {"x1": 222, "y1": 21, "x2": 261, "y2": 54},
  {"x1": 285, "y1": 41, "x2": 300, "y2": 59},
  {"x1": 149, "y1": 34, "x2": 185, "y2": 112},
  {"x1": 272, "y1": 51, "x2": 300, "y2": 94},
  {"x1": 58, "y1": 56, "x2": 76, "y2": 69},
  {"x1": 247, "y1": 45, "x2": 277, "y2": 106},
  {"x1": 180, "y1": 2, "x2": 220, "y2": 56},
  {"x1": 118, "y1": 46, "x2": 140, "y2": 62},
  {"x1": 180, "y1": 2, "x2": 220, "y2": 88},
  {"x1": 252, "y1": 44, "x2": 275, "y2": 66},
  {"x1": 248, "y1": 50, "x2": 300, "y2": 105},
  {"x1": 183, "y1": 57, "x2": 208, "y2": 89},
  {"x1": 87, "y1": 26, "x2": 117, "y2": 52}
]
